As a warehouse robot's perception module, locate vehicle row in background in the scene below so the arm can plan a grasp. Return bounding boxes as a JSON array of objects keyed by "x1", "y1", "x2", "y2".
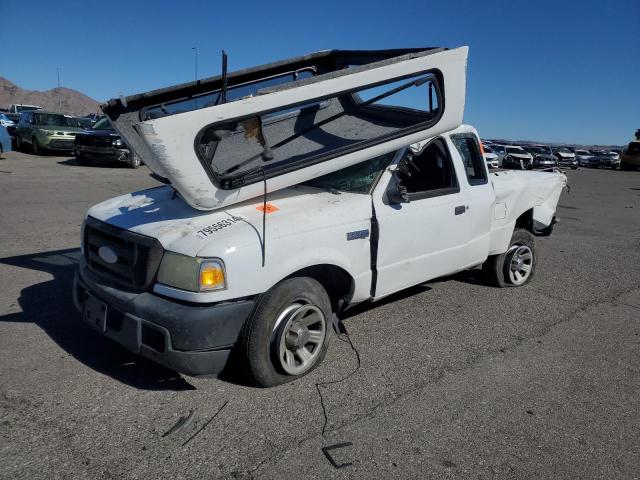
[
  {"x1": 9, "y1": 110, "x2": 140, "y2": 168},
  {"x1": 481, "y1": 140, "x2": 625, "y2": 171}
]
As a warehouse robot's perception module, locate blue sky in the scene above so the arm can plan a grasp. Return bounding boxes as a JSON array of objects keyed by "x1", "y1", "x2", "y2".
[{"x1": 1, "y1": 0, "x2": 638, "y2": 145}]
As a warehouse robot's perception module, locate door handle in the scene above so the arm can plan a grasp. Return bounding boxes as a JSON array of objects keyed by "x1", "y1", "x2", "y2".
[{"x1": 455, "y1": 205, "x2": 466, "y2": 215}]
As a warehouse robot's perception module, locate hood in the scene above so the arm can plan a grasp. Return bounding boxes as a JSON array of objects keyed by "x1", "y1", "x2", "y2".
[
  {"x1": 86, "y1": 184, "x2": 371, "y2": 258},
  {"x1": 102, "y1": 47, "x2": 468, "y2": 212},
  {"x1": 77, "y1": 128, "x2": 119, "y2": 138},
  {"x1": 507, "y1": 153, "x2": 532, "y2": 159},
  {"x1": 37, "y1": 125, "x2": 84, "y2": 134},
  {"x1": 555, "y1": 151, "x2": 575, "y2": 158}
]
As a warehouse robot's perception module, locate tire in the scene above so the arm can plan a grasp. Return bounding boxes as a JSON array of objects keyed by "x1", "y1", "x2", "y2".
[
  {"x1": 128, "y1": 154, "x2": 141, "y2": 169},
  {"x1": 483, "y1": 229, "x2": 536, "y2": 288},
  {"x1": 32, "y1": 137, "x2": 42, "y2": 155},
  {"x1": 240, "y1": 277, "x2": 332, "y2": 387}
]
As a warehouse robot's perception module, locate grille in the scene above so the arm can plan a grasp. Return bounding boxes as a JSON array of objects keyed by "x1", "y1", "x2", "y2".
[
  {"x1": 84, "y1": 216, "x2": 164, "y2": 291},
  {"x1": 75, "y1": 134, "x2": 115, "y2": 148},
  {"x1": 49, "y1": 140, "x2": 74, "y2": 149}
]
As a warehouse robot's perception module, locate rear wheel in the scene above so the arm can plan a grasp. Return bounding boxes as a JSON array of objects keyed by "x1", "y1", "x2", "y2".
[
  {"x1": 483, "y1": 229, "x2": 536, "y2": 288},
  {"x1": 241, "y1": 277, "x2": 331, "y2": 387}
]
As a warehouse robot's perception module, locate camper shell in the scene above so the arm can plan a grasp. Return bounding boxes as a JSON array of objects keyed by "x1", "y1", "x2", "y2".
[{"x1": 103, "y1": 47, "x2": 468, "y2": 210}]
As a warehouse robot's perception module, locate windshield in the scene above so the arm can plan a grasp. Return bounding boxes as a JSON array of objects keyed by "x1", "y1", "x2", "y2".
[
  {"x1": 303, "y1": 151, "x2": 395, "y2": 194},
  {"x1": 556, "y1": 147, "x2": 571, "y2": 153},
  {"x1": 483, "y1": 145, "x2": 494, "y2": 153},
  {"x1": 33, "y1": 113, "x2": 77, "y2": 127},
  {"x1": 17, "y1": 105, "x2": 40, "y2": 113},
  {"x1": 91, "y1": 117, "x2": 112, "y2": 130},
  {"x1": 506, "y1": 146, "x2": 525, "y2": 154},
  {"x1": 575, "y1": 150, "x2": 590, "y2": 155},
  {"x1": 0, "y1": 114, "x2": 9, "y2": 121},
  {"x1": 74, "y1": 117, "x2": 94, "y2": 128},
  {"x1": 526, "y1": 146, "x2": 545, "y2": 154}
]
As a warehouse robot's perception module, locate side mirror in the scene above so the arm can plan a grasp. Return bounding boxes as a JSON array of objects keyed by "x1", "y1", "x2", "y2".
[{"x1": 387, "y1": 178, "x2": 410, "y2": 204}]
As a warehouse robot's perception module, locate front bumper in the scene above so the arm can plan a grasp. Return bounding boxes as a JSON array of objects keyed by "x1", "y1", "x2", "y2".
[
  {"x1": 39, "y1": 134, "x2": 77, "y2": 150},
  {"x1": 75, "y1": 144, "x2": 131, "y2": 163},
  {"x1": 73, "y1": 260, "x2": 256, "y2": 376}
]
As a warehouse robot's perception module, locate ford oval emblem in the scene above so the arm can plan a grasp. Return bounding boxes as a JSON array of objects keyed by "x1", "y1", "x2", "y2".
[{"x1": 98, "y1": 246, "x2": 118, "y2": 264}]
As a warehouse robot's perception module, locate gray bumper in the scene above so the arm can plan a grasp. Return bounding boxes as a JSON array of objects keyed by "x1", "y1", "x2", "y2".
[{"x1": 74, "y1": 263, "x2": 256, "y2": 376}]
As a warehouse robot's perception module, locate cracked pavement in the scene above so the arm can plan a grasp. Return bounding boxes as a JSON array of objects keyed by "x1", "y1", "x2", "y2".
[{"x1": 1, "y1": 151, "x2": 639, "y2": 479}]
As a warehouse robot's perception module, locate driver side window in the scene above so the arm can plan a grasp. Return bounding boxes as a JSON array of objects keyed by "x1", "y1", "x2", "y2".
[{"x1": 395, "y1": 138, "x2": 459, "y2": 200}]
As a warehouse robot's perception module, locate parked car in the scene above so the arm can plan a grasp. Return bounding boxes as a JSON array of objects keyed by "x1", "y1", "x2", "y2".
[
  {"x1": 73, "y1": 47, "x2": 567, "y2": 386},
  {"x1": 574, "y1": 149, "x2": 597, "y2": 167},
  {"x1": 620, "y1": 141, "x2": 640, "y2": 170},
  {"x1": 523, "y1": 145, "x2": 558, "y2": 169},
  {"x1": 552, "y1": 146, "x2": 578, "y2": 169},
  {"x1": 73, "y1": 117, "x2": 141, "y2": 168},
  {"x1": 587, "y1": 150, "x2": 618, "y2": 169},
  {"x1": 15, "y1": 111, "x2": 84, "y2": 154},
  {"x1": 8, "y1": 104, "x2": 42, "y2": 114},
  {"x1": 482, "y1": 143, "x2": 499, "y2": 168},
  {"x1": 502, "y1": 145, "x2": 533, "y2": 169},
  {"x1": 490, "y1": 144, "x2": 507, "y2": 166},
  {"x1": 0, "y1": 125, "x2": 11, "y2": 156}
]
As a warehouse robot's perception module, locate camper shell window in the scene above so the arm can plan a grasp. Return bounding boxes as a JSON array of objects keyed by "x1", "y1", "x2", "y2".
[{"x1": 196, "y1": 71, "x2": 443, "y2": 188}]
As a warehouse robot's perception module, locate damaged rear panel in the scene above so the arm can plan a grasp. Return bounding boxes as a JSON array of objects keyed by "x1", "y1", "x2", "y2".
[{"x1": 102, "y1": 47, "x2": 468, "y2": 210}]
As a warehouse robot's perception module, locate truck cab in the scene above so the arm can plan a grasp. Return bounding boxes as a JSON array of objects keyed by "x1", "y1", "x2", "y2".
[{"x1": 73, "y1": 48, "x2": 566, "y2": 386}]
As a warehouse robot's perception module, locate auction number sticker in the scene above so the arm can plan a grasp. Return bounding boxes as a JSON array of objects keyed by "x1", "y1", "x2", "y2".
[{"x1": 195, "y1": 215, "x2": 244, "y2": 239}]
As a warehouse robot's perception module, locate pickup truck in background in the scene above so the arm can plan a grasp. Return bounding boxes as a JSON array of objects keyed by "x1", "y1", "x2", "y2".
[{"x1": 73, "y1": 47, "x2": 567, "y2": 387}]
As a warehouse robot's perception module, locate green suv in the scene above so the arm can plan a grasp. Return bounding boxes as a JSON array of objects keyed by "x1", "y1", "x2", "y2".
[{"x1": 15, "y1": 111, "x2": 84, "y2": 154}]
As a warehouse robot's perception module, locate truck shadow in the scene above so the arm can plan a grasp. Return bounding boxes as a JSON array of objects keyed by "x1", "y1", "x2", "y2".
[{"x1": 0, "y1": 248, "x2": 195, "y2": 391}]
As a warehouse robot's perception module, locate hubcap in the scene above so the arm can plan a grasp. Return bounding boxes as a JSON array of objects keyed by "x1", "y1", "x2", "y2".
[
  {"x1": 272, "y1": 302, "x2": 326, "y2": 376},
  {"x1": 508, "y1": 245, "x2": 533, "y2": 285}
]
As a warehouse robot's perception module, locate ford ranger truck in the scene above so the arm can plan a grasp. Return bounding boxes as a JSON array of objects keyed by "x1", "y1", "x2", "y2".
[{"x1": 73, "y1": 48, "x2": 567, "y2": 387}]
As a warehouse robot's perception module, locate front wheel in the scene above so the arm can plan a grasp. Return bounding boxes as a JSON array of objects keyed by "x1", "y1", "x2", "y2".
[
  {"x1": 128, "y1": 153, "x2": 141, "y2": 169},
  {"x1": 240, "y1": 277, "x2": 331, "y2": 387},
  {"x1": 32, "y1": 137, "x2": 42, "y2": 155},
  {"x1": 483, "y1": 229, "x2": 536, "y2": 288}
]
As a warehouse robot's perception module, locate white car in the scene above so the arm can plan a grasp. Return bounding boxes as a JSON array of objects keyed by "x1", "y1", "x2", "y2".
[
  {"x1": 502, "y1": 145, "x2": 534, "y2": 169},
  {"x1": 482, "y1": 144, "x2": 499, "y2": 168},
  {"x1": 73, "y1": 47, "x2": 567, "y2": 386},
  {"x1": 8, "y1": 104, "x2": 42, "y2": 114}
]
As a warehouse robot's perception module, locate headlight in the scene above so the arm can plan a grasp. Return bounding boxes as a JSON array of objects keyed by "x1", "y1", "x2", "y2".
[
  {"x1": 112, "y1": 138, "x2": 124, "y2": 147},
  {"x1": 157, "y1": 252, "x2": 227, "y2": 291},
  {"x1": 39, "y1": 129, "x2": 56, "y2": 135}
]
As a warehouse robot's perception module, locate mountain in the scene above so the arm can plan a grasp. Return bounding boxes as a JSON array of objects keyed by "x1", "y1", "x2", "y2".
[{"x1": 0, "y1": 77, "x2": 101, "y2": 116}]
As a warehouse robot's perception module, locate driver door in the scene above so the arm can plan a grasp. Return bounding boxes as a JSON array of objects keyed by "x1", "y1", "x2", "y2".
[{"x1": 372, "y1": 138, "x2": 470, "y2": 298}]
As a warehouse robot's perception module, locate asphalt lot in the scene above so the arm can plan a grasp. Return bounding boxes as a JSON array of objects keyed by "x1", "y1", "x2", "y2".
[{"x1": 1, "y1": 149, "x2": 639, "y2": 480}]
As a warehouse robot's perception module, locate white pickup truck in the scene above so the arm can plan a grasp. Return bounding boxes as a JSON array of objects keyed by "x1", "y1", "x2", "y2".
[{"x1": 73, "y1": 47, "x2": 566, "y2": 386}]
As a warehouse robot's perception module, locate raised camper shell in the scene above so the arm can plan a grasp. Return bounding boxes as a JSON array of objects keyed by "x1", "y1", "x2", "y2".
[{"x1": 102, "y1": 47, "x2": 468, "y2": 211}]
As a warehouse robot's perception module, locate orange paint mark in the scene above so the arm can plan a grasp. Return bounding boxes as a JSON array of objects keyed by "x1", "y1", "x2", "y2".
[{"x1": 256, "y1": 203, "x2": 279, "y2": 214}]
